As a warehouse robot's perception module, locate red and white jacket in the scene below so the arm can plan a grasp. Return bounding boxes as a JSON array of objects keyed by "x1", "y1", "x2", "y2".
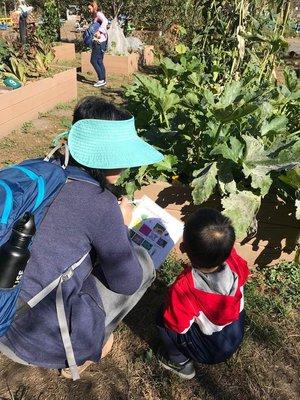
[{"x1": 163, "y1": 248, "x2": 249, "y2": 335}]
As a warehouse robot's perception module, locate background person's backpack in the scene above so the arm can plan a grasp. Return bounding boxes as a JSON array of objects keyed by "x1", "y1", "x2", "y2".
[
  {"x1": 83, "y1": 21, "x2": 101, "y2": 48},
  {"x1": 0, "y1": 145, "x2": 97, "y2": 380}
]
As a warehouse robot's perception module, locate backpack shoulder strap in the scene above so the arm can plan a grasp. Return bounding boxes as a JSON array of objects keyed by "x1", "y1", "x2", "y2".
[
  {"x1": 45, "y1": 143, "x2": 99, "y2": 187},
  {"x1": 27, "y1": 252, "x2": 89, "y2": 381}
]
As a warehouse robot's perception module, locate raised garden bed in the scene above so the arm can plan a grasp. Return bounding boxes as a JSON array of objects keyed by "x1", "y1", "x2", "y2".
[
  {"x1": 143, "y1": 45, "x2": 155, "y2": 66},
  {"x1": 136, "y1": 182, "x2": 298, "y2": 267},
  {"x1": 0, "y1": 68, "x2": 77, "y2": 139},
  {"x1": 81, "y1": 51, "x2": 140, "y2": 76},
  {"x1": 53, "y1": 42, "x2": 76, "y2": 62},
  {"x1": 287, "y1": 37, "x2": 300, "y2": 56}
]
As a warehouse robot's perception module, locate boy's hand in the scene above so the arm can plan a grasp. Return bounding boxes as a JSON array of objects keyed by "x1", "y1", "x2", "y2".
[{"x1": 119, "y1": 197, "x2": 133, "y2": 226}]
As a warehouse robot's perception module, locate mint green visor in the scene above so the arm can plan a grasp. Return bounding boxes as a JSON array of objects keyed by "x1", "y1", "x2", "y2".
[{"x1": 68, "y1": 118, "x2": 163, "y2": 169}]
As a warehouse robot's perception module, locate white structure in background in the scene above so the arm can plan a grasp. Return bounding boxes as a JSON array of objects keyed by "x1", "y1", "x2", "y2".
[
  {"x1": 17, "y1": 0, "x2": 33, "y2": 15},
  {"x1": 66, "y1": 5, "x2": 80, "y2": 21},
  {"x1": 107, "y1": 18, "x2": 129, "y2": 55}
]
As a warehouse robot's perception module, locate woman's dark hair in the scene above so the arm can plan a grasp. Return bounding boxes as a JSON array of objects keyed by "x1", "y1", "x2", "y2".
[
  {"x1": 68, "y1": 96, "x2": 132, "y2": 191},
  {"x1": 183, "y1": 208, "x2": 236, "y2": 269}
]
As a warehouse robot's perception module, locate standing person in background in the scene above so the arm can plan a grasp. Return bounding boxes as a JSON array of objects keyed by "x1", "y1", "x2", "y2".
[
  {"x1": 88, "y1": 1, "x2": 108, "y2": 87},
  {"x1": 17, "y1": 0, "x2": 33, "y2": 45}
]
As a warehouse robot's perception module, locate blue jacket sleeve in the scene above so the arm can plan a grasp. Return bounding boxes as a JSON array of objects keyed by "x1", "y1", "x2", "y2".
[{"x1": 89, "y1": 192, "x2": 143, "y2": 295}]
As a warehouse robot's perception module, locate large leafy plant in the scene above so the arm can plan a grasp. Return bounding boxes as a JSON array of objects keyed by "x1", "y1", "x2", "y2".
[
  {"x1": 123, "y1": 1, "x2": 300, "y2": 240},
  {"x1": 0, "y1": 36, "x2": 55, "y2": 84}
]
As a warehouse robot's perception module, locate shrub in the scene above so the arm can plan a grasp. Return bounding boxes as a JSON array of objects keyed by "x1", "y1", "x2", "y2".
[
  {"x1": 0, "y1": 38, "x2": 10, "y2": 64},
  {"x1": 0, "y1": 36, "x2": 55, "y2": 84},
  {"x1": 36, "y1": 0, "x2": 61, "y2": 44},
  {"x1": 122, "y1": 1, "x2": 300, "y2": 240}
]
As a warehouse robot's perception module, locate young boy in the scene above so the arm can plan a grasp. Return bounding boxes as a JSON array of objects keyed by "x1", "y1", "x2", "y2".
[{"x1": 157, "y1": 208, "x2": 249, "y2": 379}]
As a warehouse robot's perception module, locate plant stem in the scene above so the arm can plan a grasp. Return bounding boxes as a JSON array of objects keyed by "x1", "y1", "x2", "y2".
[{"x1": 215, "y1": 122, "x2": 223, "y2": 144}]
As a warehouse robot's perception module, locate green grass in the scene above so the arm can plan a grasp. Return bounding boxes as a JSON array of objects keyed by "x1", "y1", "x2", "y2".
[
  {"x1": 157, "y1": 254, "x2": 183, "y2": 286},
  {"x1": 21, "y1": 122, "x2": 34, "y2": 134},
  {"x1": 38, "y1": 111, "x2": 51, "y2": 119},
  {"x1": 247, "y1": 261, "x2": 300, "y2": 317},
  {"x1": 59, "y1": 116, "x2": 72, "y2": 130},
  {"x1": 0, "y1": 138, "x2": 16, "y2": 149},
  {"x1": 55, "y1": 102, "x2": 73, "y2": 111}
]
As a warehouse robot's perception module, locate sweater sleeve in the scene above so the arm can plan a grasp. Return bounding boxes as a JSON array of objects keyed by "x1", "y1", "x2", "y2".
[
  {"x1": 163, "y1": 278, "x2": 196, "y2": 334},
  {"x1": 90, "y1": 193, "x2": 143, "y2": 295},
  {"x1": 96, "y1": 11, "x2": 108, "y2": 33}
]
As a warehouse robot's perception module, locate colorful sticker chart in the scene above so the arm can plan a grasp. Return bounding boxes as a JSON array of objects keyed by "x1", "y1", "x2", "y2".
[{"x1": 129, "y1": 196, "x2": 184, "y2": 269}]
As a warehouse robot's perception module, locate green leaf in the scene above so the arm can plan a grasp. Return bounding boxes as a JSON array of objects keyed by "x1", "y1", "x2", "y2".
[
  {"x1": 184, "y1": 92, "x2": 199, "y2": 106},
  {"x1": 203, "y1": 88, "x2": 215, "y2": 105},
  {"x1": 175, "y1": 44, "x2": 187, "y2": 55},
  {"x1": 145, "y1": 349, "x2": 153, "y2": 363},
  {"x1": 296, "y1": 199, "x2": 300, "y2": 220},
  {"x1": 187, "y1": 72, "x2": 201, "y2": 88},
  {"x1": 137, "y1": 165, "x2": 148, "y2": 180},
  {"x1": 211, "y1": 137, "x2": 244, "y2": 163},
  {"x1": 218, "y1": 81, "x2": 242, "y2": 108},
  {"x1": 248, "y1": 166, "x2": 273, "y2": 197},
  {"x1": 279, "y1": 167, "x2": 300, "y2": 190},
  {"x1": 283, "y1": 68, "x2": 298, "y2": 92},
  {"x1": 217, "y1": 161, "x2": 237, "y2": 195},
  {"x1": 242, "y1": 135, "x2": 268, "y2": 165},
  {"x1": 242, "y1": 136, "x2": 274, "y2": 196},
  {"x1": 160, "y1": 57, "x2": 184, "y2": 76},
  {"x1": 213, "y1": 103, "x2": 259, "y2": 123},
  {"x1": 191, "y1": 163, "x2": 218, "y2": 204},
  {"x1": 276, "y1": 140, "x2": 300, "y2": 167},
  {"x1": 222, "y1": 191, "x2": 261, "y2": 240},
  {"x1": 161, "y1": 92, "x2": 180, "y2": 113},
  {"x1": 178, "y1": 26, "x2": 187, "y2": 35},
  {"x1": 261, "y1": 116, "x2": 288, "y2": 136},
  {"x1": 125, "y1": 181, "x2": 138, "y2": 197},
  {"x1": 154, "y1": 155, "x2": 178, "y2": 172},
  {"x1": 243, "y1": 138, "x2": 300, "y2": 194}
]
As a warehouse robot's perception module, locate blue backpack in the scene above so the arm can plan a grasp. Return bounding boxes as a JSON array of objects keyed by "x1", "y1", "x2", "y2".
[
  {"x1": 83, "y1": 21, "x2": 101, "y2": 48},
  {"x1": 0, "y1": 145, "x2": 97, "y2": 380}
]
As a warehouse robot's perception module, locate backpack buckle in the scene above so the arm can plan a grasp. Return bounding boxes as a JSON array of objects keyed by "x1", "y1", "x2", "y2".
[{"x1": 62, "y1": 268, "x2": 74, "y2": 282}]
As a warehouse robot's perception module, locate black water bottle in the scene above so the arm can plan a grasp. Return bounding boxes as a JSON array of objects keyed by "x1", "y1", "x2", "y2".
[{"x1": 0, "y1": 213, "x2": 36, "y2": 288}]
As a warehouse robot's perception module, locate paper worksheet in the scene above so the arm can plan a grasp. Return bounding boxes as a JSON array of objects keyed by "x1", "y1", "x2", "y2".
[{"x1": 129, "y1": 196, "x2": 184, "y2": 269}]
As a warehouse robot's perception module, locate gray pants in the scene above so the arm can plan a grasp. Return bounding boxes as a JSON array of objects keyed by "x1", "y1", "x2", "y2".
[
  {"x1": 0, "y1": 247, "x2": 155, "y2": 365},
  {"x1": 97, "y1": 246, "x2": 156, "y2": 342}
]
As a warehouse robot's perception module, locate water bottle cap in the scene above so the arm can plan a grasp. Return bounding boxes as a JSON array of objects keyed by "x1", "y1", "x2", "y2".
[{"x1": 13, "y1": 212, "x2": 36, "y2": 237}]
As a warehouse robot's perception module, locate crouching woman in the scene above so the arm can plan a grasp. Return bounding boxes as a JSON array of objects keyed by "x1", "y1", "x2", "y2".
[{"x1": 0, "y1": 96, "x2": 163, "y2": 379}]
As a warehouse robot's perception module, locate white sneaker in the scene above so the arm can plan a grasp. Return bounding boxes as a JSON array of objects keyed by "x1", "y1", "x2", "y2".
[{"x1": 93, "y1": 80, "x2": 107, "y2": 87}]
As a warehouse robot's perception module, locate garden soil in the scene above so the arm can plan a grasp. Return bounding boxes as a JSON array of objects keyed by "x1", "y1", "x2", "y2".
[{"x1": 0, "y1": 77, "x2": 299, "y2": 400}]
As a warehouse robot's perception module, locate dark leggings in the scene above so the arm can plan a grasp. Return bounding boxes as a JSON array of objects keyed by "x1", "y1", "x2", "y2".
[{"x1": 90, "y1": 41, "x2": 107, "y2": 81}]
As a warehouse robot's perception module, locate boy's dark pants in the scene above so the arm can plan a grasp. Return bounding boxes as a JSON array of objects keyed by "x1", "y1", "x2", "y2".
[{"x1": 157, "y1": 308, "x2": 246, "y2": 365}]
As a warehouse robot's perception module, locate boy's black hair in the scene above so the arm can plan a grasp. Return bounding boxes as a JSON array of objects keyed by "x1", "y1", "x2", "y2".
[
  {"x1": 69, "y1": 96, "x2": 132, "y2": 190},
  {"x1": 183, "y1": 208, "x2": 235, "y2": 269}
]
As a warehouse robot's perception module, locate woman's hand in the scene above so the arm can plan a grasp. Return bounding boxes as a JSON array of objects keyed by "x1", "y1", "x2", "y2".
[{"x1": 119, "y1": 197, "x2": 133, "y2": 226}]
